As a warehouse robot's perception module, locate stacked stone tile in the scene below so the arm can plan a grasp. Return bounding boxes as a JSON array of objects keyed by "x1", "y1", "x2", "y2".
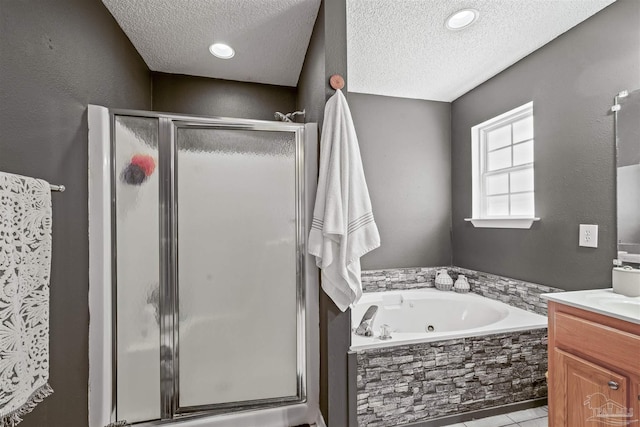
[
  {"x1": 449, "y1": 267, "x2": 563, "y2": 316},
  {"x1": 356, "y1": 330, "x2": 548, "y2": 426},
  {"x1": 361, "y1": 267, "x2": 440, "y2": 293},
  {"x1": 355, "y1": 266, "x2": 560, "y2": 426},
  {"x1": 360, "y1": 266, "x2": 563, "y2": 315}
]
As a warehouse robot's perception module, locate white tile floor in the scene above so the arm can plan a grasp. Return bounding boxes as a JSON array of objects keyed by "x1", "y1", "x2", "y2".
[{"x1": 441, "y1": 405, "x2": 548, "y2": 427}]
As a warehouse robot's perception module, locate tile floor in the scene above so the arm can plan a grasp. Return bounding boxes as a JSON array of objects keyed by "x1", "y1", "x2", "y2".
[{"x1": 441, "y1": 405, "x2": 548, "y2": 427}]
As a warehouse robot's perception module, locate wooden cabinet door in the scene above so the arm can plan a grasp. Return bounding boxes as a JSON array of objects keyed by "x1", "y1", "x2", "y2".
[
  {"x1": 631, "y1": 377, "x2": 640, "y2": 427},
  {"x1": 555, "y1": 349, "x2": 632, "y2": 427}
]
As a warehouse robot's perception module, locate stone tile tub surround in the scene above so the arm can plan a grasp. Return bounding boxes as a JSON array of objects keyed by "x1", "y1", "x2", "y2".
[
  {"x1": 355, "y1": 267, "x2": 555, "y2": 426},
  {"x1": 360, "y1": 267, "x2": 563, "y2": 316},
  {"x1": 356, "y1": 329, "x2": 548, "y2": 427}
]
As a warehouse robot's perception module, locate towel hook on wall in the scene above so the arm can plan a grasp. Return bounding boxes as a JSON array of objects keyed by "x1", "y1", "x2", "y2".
[{"x1": 329, "y1": 74, "x2": 345, "y2": 91}]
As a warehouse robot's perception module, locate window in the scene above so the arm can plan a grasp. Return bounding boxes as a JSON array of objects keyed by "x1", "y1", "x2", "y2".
[{"x1": 466, "y1": 102, "x2": 539, "y2": 229}]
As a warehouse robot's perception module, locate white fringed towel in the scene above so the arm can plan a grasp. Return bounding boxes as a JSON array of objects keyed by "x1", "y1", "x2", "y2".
[
  {"x1": 0, "y1": 172, "x2": 53, "y2": 426},
  {"x1": 309, "y1": 89, "x2": 380, "y2": 311}
]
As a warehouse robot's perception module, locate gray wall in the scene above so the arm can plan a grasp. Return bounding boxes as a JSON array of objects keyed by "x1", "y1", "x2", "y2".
[
  {"x1": 318, "y1": 1, "x2": 351, "y2": 424},
  {"x1": 451, "y1": 0, "x2": 640, "y2": 291},
  {"x1": 296, "y1": 0, "x2": 352, "y2": 424},
  {"x1": 349, "y1": 93, "x2": 452, "y2": 270},
  {"x1": 152, "y1": 72, "x2": 297, "y2": 120},
  {"x1": 297, "y1": 1, "x2": 326, "y2": 126},
  {"x1": 0, "y1": 1, "x2": 151, "y2": 426}
]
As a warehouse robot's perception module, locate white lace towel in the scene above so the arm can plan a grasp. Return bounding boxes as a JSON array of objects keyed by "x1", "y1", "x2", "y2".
[
  {"x1": 308, "y1": 89, "x2": 381, "y2": 311},
  {"x1": 0, "y1": 172, "x2": 53, "y2": 426}
]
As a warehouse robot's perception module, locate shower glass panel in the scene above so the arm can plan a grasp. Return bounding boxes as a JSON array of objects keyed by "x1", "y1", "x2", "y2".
[
  {"x1": 175, "y1": 127, "x2": 299, "y2": 409},
  {"x1": 114, "y1": 116, "x2": 161, "y2": 423},
  {"x1": 109, "y1": 111, "x2": 306, "y2": 424}
]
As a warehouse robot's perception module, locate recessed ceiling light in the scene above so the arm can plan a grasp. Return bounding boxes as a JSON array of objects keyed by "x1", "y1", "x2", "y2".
[
  {"x1": 209, "y1": 43, "x2": 235, "y2": 59},
  {"x1": 446, "y1": 9, "x2": 479, "y2": 30}
]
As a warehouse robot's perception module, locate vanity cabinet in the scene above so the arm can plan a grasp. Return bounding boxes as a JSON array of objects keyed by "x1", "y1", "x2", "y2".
[{"x1": 548, "y1": 301, "x2": 640, "y2": 427}]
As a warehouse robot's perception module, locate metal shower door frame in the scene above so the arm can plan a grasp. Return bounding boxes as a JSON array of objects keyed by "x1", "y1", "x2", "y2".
[{"x1": 109, "y1": 109, "x2": 307, "y2": 424}]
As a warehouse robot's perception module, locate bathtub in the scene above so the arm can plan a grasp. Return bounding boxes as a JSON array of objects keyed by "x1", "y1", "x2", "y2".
[
  {"x1": 351, "y1": 288, "x2": 547, "y2": 351},
  {"x1": 353, "y1": 288, "x2": 549, "y2": 426}
]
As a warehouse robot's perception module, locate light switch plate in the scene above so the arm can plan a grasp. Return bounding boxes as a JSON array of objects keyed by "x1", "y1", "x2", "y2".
[{"x1": 579, "y1": 224, "x2": 598, "y2": 248}]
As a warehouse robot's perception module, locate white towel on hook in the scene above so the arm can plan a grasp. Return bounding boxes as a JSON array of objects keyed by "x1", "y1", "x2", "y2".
[
  {"x1": 0, "y1": 172, "x2": 53, "y2": 426},
  {"x1": 308, "y1": 89, "x2": 380, "y2": 312}
]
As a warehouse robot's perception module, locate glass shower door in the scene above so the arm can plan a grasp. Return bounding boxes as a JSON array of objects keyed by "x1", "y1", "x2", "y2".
[
  {"x1": 110, "y1": 111, "x2": 307, "y2": 424},
  {"x1": 173, "y1": 124, "x2": 304, "y2": 413}
]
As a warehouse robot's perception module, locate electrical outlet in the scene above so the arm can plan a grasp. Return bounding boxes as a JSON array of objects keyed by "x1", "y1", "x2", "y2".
[{"x1": 579, "y1": 224, "x2": 598, "y2": 248}]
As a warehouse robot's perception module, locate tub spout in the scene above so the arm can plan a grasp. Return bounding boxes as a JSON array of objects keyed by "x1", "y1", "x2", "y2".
[{"x1": 355, "y1": 305, "x2": 378, "y2": 337}]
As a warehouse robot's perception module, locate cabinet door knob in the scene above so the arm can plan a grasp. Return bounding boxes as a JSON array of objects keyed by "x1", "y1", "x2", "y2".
[{"x1": 608, "y1": 381, "x2": 619, "y2": 390}]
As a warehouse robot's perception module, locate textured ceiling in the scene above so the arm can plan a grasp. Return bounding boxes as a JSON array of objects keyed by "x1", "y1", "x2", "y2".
[
  {"x1": 103, "y1": 0, "x2": 615, "y2": 99},
  {"x1": 102, "y1": 0, "x2": 321, "y2": 87},
  {"x1": 347, "y1": 0, "x2": 616, "y2": 102}
]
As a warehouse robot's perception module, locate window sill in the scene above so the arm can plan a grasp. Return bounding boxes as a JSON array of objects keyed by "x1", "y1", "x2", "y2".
[{"x1": 464, "y1": 217, "x2": 540, "y2": 229}]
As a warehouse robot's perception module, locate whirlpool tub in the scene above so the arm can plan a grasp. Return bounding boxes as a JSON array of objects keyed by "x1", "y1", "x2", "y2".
[
  {"x1": 350, "y1": 288, "x2": 547, "y2": 351},
  {"x1": 351, "y1": 288, "x2": 549, "y2": 426}
]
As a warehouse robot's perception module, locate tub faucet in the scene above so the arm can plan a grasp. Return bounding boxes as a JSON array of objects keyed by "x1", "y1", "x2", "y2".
[{"x1": 355, "y1": 305, "x2": 378, "y2": 337}]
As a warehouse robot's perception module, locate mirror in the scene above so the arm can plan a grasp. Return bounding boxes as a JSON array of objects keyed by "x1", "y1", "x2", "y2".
[{"x1": 615, "y1": 88, "x2": 640, "y2": 264}]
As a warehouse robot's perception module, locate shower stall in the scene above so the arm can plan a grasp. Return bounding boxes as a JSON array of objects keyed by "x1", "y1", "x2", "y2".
[{"x1": 88, "y1": 106, "x2": 319, "y2": 427}]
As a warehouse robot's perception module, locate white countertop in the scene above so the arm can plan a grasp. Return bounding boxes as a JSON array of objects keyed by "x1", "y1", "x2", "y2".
[{"x1": 542, "y1": 288, "x2": 640, "y2": 325}]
